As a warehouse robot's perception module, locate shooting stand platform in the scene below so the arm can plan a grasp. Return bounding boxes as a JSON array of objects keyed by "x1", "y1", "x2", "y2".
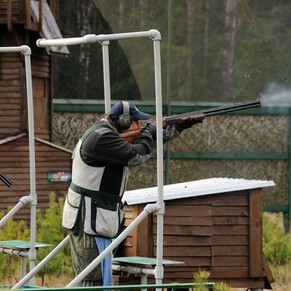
[
  {"x1": 112, "y1": 256, "x2": 183, "y2": 289},
  {"x1": 0, "y1": 240, "x2": 53, "y2": 278}
]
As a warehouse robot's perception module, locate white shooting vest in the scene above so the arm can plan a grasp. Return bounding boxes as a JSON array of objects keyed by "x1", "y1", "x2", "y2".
[{"x1": 62, "y1": 122, "x2": 127, "y2": 237}]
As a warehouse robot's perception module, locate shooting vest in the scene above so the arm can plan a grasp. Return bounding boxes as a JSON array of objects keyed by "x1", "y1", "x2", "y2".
[{"x1": 62, "y1": 121, "x2": 127, "y2": 238}]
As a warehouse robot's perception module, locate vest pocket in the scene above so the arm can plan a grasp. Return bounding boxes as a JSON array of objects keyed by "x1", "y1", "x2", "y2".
[
  {"x1": 84, "y1": 197, "x2": 123, "y2": 238},
  {"x1": 62, "y1": 189, "x2": 82, "y2": 230}
]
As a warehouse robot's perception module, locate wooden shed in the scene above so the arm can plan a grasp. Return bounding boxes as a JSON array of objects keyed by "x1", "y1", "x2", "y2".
[
  {"x1": 114, "y1": 178, "x2": 275, "y2": 289},
  {"x1": 0, "y1": 0, "x2": 71, "y2": 220},
  {"x1": 0, "y1": 133, "x2": 72, "y2": 222}
]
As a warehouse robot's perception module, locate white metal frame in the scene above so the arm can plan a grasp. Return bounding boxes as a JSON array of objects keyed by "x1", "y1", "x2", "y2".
[
  {"x1": 0, "y1": 46, "x2": 37, "y2": 284},
  {"x1": 12, "y1": 30, "x2": 165, "y2": 289}
]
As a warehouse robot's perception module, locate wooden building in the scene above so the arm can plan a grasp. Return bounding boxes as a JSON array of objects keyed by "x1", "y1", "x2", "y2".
[
  {"x1": 115, "y1": 178, "x2": 275, "y2": 289},
  {"x1": 0, "y1": 133, "x2": 72, "y2": 221},
  {"x1": 0, "y1": 0, "x2": 71, "y2": 221}
]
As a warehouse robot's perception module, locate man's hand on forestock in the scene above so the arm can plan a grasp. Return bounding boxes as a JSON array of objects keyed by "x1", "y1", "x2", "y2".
[{"x1": 175, "y1": 117, "x2": 203, "y2": 133}]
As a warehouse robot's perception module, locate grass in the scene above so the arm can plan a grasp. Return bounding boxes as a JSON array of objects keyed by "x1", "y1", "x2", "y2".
[
  {"x1": 0, "y1": 263, "x2": 290, "y2": 290},
  {"x1": 269, "y1": 263, "x2": 291, "y2": 291}
]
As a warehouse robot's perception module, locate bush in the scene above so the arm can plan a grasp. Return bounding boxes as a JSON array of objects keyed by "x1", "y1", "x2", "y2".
[
  {"x1": 193, "y1": 268, "x2": 210, "y2": 291},
  {"x1": 36, "y1": 193, "x2": 73, "y2": 285},
  {"x1": 193, "y1": 269, "x2": 231, "y2": 291},
  {"x1": 0, "y1": 209, "x2": 30, "y2": 280},
  {"x1": 0, "y1": 194, "x2": 72, "y2": 284},
  {"x1": 263, "y1": 213, "x2": 291, "y2": 266}
]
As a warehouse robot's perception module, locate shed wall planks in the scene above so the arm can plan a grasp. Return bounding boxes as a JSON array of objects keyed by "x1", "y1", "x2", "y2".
[
  {"x1": 116, "y1": 189, "x2": 273, "y2": 289},
  {"x1": 0, "y1": 136, "x2": 71, "y2": 222}
]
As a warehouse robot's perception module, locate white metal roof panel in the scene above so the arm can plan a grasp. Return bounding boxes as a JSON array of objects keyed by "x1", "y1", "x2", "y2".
[
  {"x1": 31, "y1": 0, "x2": 70, "y2": 55},
  {"x1": 122, "y1": 178, "x2": 275, "y2": 205}
]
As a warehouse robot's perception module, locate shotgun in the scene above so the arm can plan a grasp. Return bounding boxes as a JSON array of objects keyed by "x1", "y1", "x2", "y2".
[
  {"x1": 121, "y1": 99, "x2": 261, "y2": 143},
  {"x1": 163, "y1": 99, "x2": 261, "y2": 126}
]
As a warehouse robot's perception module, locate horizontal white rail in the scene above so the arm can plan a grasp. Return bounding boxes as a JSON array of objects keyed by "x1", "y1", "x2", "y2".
[
  {"x1": 0, "y1": 45, "x2": 31, "y2": 54},
  {"x1": 0, "y1": 196, "x2": 33, "y2": 229},
  {"x1": 36, "y1": 29, "x2": 161, "y2": 47}
]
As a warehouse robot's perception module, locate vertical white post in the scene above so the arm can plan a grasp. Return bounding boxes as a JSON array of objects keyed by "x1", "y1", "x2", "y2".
[
  {"x1": 21, "y1": 257, "x2": 27, "y2": 278},
  {"x1": 151, "y1": 30, "x2": 164, "y2": 288},
  {"x1": 101, "y1": 41, "x2": 111, "y2": 112},
  {"x1": 0, "y1": 46, "x2": 37, "y2": 285},
  {"x1": 23, "y1": 46, "x2": 37, "y2": 285}
]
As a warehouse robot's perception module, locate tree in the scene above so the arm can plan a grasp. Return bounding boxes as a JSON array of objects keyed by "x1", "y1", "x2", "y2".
[
  {"x1": 54, "y1": 0, "x2": 141, "y2": 100},
  {"x1": 221, "y1": 0, "x2": 242, "y2": 101},
  {"x1": 53, "y1": 0, "x2": 291, "y2": 103}
]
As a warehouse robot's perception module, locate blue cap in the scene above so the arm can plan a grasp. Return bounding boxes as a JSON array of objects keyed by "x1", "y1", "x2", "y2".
[{"x1": 109, "y1": 101, "x2": 150, "y2": 120}]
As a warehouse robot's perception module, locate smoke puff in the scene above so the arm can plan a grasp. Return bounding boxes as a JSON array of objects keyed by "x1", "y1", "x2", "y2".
[{"x1": 260, "y1": 82, "x2": 291, "y2": 107}]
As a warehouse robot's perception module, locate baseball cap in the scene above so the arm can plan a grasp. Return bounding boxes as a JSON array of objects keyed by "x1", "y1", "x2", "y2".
[{"x1": 109, "y1": 101, "x2": 150, "y2": 120}]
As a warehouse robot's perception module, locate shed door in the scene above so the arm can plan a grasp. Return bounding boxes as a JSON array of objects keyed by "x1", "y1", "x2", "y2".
[{"x1": 33, "y1": 77, "x2": 50, "y2": 139}]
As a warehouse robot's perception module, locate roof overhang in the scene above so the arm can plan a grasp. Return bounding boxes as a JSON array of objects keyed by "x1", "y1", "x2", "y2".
[{"x1": 122, "y1": 178, "x2": 276, "y2": 205}]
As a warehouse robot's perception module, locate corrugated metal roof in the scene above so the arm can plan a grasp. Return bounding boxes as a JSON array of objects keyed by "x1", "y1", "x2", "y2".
[{"x1": 122, "y1": 178, "x2": 275, "y2": 205}]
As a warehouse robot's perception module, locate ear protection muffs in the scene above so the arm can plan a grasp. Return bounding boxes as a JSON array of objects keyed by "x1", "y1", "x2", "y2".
[{"x1": 118, "y1": 101, "x2": 131, "y2": 130}]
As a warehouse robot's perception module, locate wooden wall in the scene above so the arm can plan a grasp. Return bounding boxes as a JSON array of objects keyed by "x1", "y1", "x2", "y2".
[
  {"x1": 0, "y1": 135, "x2": 72, "y2": 222},
  {"x1": 1, "y1": 21, "x2": 51, "y2": 141},
  {"x1": 0, "y1": 0, "x2": 25, "y2": 25},
  {"x1": 116, "y1": 189, "x2": 273, "y2": 289},
  {"x1": 0, "y1": 37, "x2": 25, "y2": 136},
  {"x1": 31, "y1": 46, "x2": 51, "y2": 140}
]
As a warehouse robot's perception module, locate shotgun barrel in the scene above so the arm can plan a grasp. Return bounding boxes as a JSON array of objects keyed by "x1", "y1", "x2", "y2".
[
  {"x1": 121, "y1": 99, "x2": 261, "y2": 143},
  {"x1": 164, "y1": 99, "x2": 261, "y2": 126}
]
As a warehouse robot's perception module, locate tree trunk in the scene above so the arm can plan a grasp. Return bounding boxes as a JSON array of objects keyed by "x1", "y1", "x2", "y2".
[
  {"x1": 203, "y1": 0, "x2": 210, "y2": 81},
  {"x1": 76, "y1": 0, "x2": 95, "y2": 98},
  {"x1": 187, "y1": 0, "x2": 194, "y2": 93},
  {"x1": 118, "y1": 0, "x2": 124, "y2": 31},
  {"x1": 221, "y1": 0, "x2": 241, "y2": 101}
]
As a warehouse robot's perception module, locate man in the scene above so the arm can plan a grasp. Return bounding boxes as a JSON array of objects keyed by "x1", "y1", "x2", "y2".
[{"x1": 62, "y1": 100, "x2": 198, "y2": 286}]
